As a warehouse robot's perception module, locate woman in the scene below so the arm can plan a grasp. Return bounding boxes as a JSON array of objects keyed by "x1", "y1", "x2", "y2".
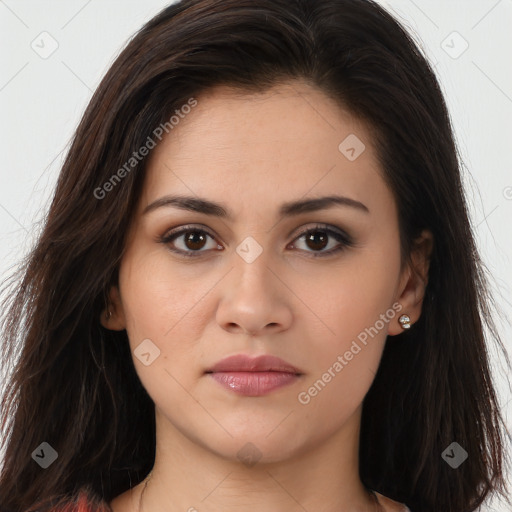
[{"x1": 0, "y1": 1, "x2": 510, "y2": 511}]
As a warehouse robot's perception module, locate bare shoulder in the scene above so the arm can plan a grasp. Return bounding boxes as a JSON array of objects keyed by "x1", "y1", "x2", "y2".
[{"x1": 374, "y1": 491, "x2": 411, "y2": 512}]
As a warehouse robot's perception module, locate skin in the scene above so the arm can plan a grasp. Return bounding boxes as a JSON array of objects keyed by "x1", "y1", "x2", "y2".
[{"x1": 105, "y1": 80, "x2": 432, "y2": 512}]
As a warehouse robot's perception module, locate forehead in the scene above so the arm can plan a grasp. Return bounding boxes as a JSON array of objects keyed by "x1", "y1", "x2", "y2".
[
  {"x1": 141, "y1": 81, "x2": 390, "y2": 219},
  {"x1": 155, "y1": 81, "x2": 370, "y2": 156}
]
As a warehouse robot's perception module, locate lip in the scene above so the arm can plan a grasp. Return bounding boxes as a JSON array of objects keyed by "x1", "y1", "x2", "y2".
[
  {"x1": 206, "y1": 354, "x2": 302, "y2": 374},
  {"x1": 205, "y1": 354, "x2": 303, "y2": 397}
]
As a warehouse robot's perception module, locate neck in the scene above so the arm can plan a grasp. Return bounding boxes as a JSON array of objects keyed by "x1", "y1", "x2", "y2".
[{"x1": 135, "y1": 404, "x2": 379, "y2": 512}]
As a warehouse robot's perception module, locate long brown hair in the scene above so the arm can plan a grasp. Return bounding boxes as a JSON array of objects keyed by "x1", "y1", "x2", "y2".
[{"x1": 1, "y1": 1, "x2": 510, "y2": 511}]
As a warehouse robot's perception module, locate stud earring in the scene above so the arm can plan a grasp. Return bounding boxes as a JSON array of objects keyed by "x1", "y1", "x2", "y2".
[
  {"x1": 398, "y1": 314, "x2": 412, "y2": 330},
  {"x1": 105, "y1": 308, "x2": 112, "y2": 320}
]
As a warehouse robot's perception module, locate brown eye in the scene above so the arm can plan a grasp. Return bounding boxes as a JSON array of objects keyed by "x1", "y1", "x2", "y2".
[
  {"x1": 160, "y1": 226, "x2": 221, "y2": 258},
  {"x1": 289, "y1": 224, "x2": 353, "y2": 258}
]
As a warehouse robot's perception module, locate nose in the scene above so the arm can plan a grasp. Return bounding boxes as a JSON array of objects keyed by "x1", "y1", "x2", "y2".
[{"x1": 215, "y1": 248, "x2": 293, "y2": 337}]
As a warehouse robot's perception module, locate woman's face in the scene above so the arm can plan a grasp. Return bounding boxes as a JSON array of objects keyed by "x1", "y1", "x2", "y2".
[{"x1": 106, "y1": 80, "x2": 427, "y2": 463}]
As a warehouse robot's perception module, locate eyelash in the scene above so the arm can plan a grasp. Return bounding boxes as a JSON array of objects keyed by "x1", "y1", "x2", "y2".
[{"x1": 158, "y1": 223, "x2": 354, "y2": 259}]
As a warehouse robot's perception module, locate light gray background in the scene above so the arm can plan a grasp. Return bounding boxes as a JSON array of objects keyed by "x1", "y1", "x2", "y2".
[{"x1": 1, "y1": 1, "x2": 511, "y2": 510}]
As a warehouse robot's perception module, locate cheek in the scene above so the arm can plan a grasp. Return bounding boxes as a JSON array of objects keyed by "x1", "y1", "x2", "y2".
[
  {"x1": 119, "y1": 250, "x2": 204, "y2": 340},
  {"x1": 299, "y1": 249, "x2": 399, "y2": 346},
  {"x1": 117, "y1": 252, "x2": 210, "y2": 393},
  {"x1": 294, "y1": 246, "x2": 400, "y2": 411},
  {"x1": 117, "y1": 256, "x2": 211, "y2": 425}
]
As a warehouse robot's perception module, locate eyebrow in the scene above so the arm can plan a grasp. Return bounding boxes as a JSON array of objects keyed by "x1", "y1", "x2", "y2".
[{"x1": 142, "y1": 194, "x2": 369, "y2": 218}]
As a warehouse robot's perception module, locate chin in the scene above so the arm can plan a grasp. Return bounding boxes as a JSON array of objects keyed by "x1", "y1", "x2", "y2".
[{"x1": 197, "y1": 429, "x2": 305, "y2": 466}]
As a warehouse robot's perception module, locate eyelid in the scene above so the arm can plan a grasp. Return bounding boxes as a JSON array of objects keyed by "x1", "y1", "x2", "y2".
[{"x1": 160, "y1": 224, "x2": 218, "y2": 245}]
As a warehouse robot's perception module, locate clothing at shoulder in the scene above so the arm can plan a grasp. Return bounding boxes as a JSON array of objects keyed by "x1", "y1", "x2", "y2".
[{"x1": 374, "y1": 491, "x2": 411, "y2": 512}]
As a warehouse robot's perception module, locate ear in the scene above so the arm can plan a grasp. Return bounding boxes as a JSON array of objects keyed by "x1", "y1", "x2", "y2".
[
  {"x1": 100, "y1": 285, "x2": 127, "y2": 331},
  {"x1": 388, "y1": 229, "x2": 433, "y2": 336}
]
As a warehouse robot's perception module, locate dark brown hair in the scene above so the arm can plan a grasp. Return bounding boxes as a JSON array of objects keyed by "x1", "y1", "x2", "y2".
[{"x1": 1, "y1": 1, "x2": 510, "y2": 511}]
